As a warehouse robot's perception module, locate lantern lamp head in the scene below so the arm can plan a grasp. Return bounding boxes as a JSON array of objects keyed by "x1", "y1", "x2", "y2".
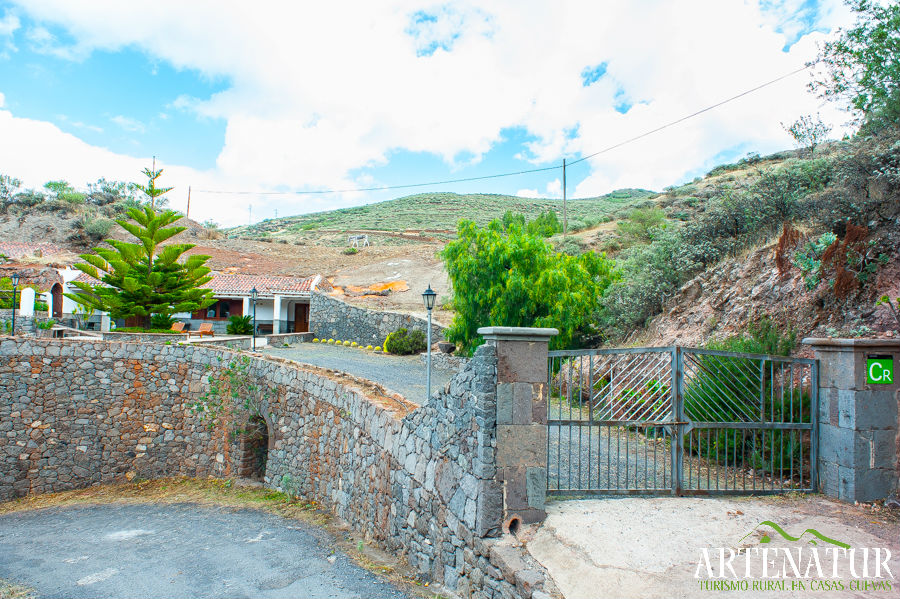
[{"x1": 422, "y1": 285, "x2": 436, "y2": 311}]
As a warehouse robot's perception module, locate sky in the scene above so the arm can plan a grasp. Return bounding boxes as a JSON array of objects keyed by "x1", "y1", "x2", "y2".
[{"x1": 0, "y1": 0, "x2": 858, "y2": 227}]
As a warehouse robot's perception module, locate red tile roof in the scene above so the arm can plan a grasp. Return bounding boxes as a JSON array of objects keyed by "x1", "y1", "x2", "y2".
[
  {"x1": 71, "y1": 271, "x2": 328, "y2": 297},
  {"x1": 202, "y1": 273, "x2": 325, "y2": 296}
]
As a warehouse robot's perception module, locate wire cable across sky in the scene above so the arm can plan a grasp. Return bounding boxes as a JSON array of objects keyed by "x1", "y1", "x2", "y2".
[{"x1": 193, "y1": 64, "x2": 812, "y2": 197}]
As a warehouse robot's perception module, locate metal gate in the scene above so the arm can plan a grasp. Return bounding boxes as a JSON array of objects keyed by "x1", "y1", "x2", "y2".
[{"x1": 547, "y1": 346, "x2": 817, "y2": 496}]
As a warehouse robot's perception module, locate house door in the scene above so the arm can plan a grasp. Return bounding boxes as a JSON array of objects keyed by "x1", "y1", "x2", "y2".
[
  {"x1": 294, "y1": 303, "x2": 309, "y2": 333},
  {"x1": 51, "y1": 283, "x2": 63, "y2": 318}
]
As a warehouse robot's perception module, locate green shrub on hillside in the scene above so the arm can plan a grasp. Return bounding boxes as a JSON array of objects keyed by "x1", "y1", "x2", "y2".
[
  {"x1": 616, "y1": 207, "x2": 666, "y2": 242},
  {"x1": 706, "y1": 316, "x2": 797, "y2": 356}
]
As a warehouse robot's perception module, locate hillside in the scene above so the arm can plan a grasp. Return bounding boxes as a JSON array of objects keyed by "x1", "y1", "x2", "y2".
[
  {"x1": 594, "y1": 132, "x2": 900, "y2": 348},
  {"x1": 2, "y1": 130, "x2": 898, "y2": 349},
  {"x1": 226, "y1": 189, "x2": 654, "y2": 243}
]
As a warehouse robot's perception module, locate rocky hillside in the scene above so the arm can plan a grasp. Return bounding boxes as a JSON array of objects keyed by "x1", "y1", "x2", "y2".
[{"x1": 615, "y1": 132, "x2": 900, "y2": 352}]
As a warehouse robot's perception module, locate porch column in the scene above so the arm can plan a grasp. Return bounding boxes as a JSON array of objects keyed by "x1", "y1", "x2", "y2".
[
  {"x1": 804, "y1": 338, "x2": 900, "y2": 502},
  {"x1": 272, "y1": 294, "x2": 282, "y2": 334},
  {"x1": 478, "y1": 326, "x2": 557, "y2": 527},
  {"x1": 241, "y1": 296, "x2": 250, "y2": 317}
]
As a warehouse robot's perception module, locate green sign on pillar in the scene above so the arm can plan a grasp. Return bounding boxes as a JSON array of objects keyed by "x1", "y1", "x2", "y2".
[{"x1": 866, "y1": 356, "x2": 894, "y2": 385}]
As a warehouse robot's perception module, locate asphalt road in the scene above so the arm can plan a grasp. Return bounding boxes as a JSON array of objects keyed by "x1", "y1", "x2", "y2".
[
  {"x1": 0, "y1": 503, "x2": 411, "y2": 599},
  {"x1": 264, "y1": 344, "x2": 455, "y2": 405}
]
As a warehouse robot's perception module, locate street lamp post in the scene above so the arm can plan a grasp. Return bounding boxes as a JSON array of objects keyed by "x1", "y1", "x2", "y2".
[
  {"x1": 10, "y1": 272, "x2": 19, "y2": 336},
  {"x1": 422, "y1": 285, "x2": 436, "y2": 401},
  {"x1": 250, "y1": 287, "x2": 258, "y2": 351}
]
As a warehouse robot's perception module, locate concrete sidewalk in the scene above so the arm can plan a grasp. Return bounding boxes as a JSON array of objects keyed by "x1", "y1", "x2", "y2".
[{"x1": 526, "y1": 496, "x2": 899, "y2": 599}]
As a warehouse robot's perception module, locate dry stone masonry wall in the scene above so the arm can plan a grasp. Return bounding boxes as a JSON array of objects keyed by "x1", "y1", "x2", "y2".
[
  {"x1": 310, "y1": 292, "x2": 444, "y2": 345},
  {"x1": 0, "y1": 337, "x2": 553, "y2": 599}
]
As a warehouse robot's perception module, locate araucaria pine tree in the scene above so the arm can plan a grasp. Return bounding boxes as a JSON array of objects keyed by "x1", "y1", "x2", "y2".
[
  {"x1": 138, "y1": 166, "x2": 172, "y2": 209},
  {"x1": 67, "y1": 170, "x2": 214, "y2": 327}
]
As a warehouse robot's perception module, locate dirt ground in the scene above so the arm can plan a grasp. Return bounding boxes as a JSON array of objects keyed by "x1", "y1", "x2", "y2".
[{"x1": 526, "y1": 495, "x2": 900, "y2": 599}]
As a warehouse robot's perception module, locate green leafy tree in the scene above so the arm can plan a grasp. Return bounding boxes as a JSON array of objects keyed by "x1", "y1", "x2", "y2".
[
  {"x1": 781, "y1": 114, "x2": 832, "y2": 156},
  {"x1": 67, "y1": 172, "x2": 213, "y2": 327},
  {"x1": 500, "y1": 210, "x2": 562, "y2": 238},
  {"x1": 811, "y1": 0, "x2": 900, "y2": 131},
  {"x1": 442, "y1": 219, "x2": 617, "y2": 353}
]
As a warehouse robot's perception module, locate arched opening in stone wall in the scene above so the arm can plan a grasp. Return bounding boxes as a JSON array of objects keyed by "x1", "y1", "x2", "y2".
[{"x1": 236, "y1": 415, "x2": 270, "y2": 480}]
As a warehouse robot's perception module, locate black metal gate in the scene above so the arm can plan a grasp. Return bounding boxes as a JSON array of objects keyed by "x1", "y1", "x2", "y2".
[{"x1": 547, "y1": 346, "x2": 817, "y2": 496}]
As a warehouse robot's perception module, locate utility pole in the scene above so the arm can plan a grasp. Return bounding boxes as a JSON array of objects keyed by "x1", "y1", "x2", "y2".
[
  {"x1": 186, "y1": 186, "x2": 191, "y2": 219},
  {"x1": 562, "y1": 158, "x2": 567, "y2": 236}
]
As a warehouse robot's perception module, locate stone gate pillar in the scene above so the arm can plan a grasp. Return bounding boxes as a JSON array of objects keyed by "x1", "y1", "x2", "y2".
[
  {"x1": 478, "y1": 326, "x2": 557, "y2": 527},
  {"x1": 804, "y1": 338, "x2": 900, "y2": 502}
]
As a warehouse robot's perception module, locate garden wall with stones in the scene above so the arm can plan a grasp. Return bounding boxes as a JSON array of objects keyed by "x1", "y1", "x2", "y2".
[
  {"x1": 310, "y1": 292, "x2": 445, "y2": 346},
  {"x1": 0, "y1": 337, "x2": 553, "y2": 599}
]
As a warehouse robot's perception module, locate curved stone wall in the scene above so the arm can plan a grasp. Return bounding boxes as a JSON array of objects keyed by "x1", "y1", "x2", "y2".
[{"x1": 0, "y1": 337, "x2": 542, "y2": 597}]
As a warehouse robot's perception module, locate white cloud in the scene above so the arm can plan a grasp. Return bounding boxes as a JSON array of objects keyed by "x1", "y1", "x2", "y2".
[
  {"x1": 516, "y1": 188, "x2": 539, "y2": 198},
  {"x1": 0, "y1": 11, "x2": 19, "y2": 37},
  {"x1": 0, "y1": 92, "x2": 4, "y2": 108},
  {"x1": 110, "y1": 115, "x2": 145, "y2": 133},
  {"x1": 2, "y1": 0, "x2": 858, "y2": 225},
  {"x1": 545, "y1": 178, "x2": 562, "y2": 199}
]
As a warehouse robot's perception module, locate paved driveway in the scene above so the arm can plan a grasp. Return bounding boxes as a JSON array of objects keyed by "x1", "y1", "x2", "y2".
[
  {"x1": 0, "y1": 503, "x2": 411, "y2": 599},
  {"x1": 264, "y1": 344, "x2": 455, "y2": 405}
]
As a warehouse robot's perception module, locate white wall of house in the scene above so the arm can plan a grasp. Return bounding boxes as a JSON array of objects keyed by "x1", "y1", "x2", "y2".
[{"x1": 40, "y1": 267, "x2": 109, "y2": 318}]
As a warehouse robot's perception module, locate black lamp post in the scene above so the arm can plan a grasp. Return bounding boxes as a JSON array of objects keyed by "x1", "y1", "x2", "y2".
[
  {"x1": 10, "y1": 272, "x2": 19, "y2": 336},
  {"x1": 250, "y1": 287, "x2": 258, "y2": 351},
  {"x1": 422, "y1": 285, "x2": 436, "y2": 400}
]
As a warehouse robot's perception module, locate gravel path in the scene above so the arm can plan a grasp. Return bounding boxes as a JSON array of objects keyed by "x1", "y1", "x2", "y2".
[
  {"x1": 0, "y1": 503, "x2": 411, "y2": 599},
  {"x1": 263, "y1": 344, "x2": 456, "y2": 405}
]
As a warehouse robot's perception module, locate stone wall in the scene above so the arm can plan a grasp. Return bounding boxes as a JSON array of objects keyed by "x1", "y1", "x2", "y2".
[
  {"x1": 101, "y1": 331, "x2": 187, "y2": 343},
  {"x1": 0, "y1": 337, "x2": 553, "y2": 599},
  {"x1": 310, "y1": 292, "x2": 444, "y2": 346},
  {"x1": 0, "y1": 339, "x2": 228, "y2": 499},
  {"x1": 0, "y1": 309, "x2": 52, "y2": 335},
  {"x1": 265, "y1": 331, "x2": 315, "y2": 346}
]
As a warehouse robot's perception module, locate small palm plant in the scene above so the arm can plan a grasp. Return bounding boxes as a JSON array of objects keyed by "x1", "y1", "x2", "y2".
[{"x1": 226, "y1": 315, "x2": 253, "y2": 335}]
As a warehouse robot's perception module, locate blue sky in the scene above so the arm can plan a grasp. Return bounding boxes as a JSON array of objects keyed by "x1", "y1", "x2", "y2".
[{"x1": 0, "y1": 1, "x2": 853, "y2": 226}]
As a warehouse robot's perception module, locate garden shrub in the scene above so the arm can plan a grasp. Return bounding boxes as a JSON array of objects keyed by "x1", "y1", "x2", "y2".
[
  {"x1": 149, "y1": 313, "x2": 176, "y2": 329},
  {"x1": 226, "y1": 315, "x2": 253, "y2": 335},
  {"x1": 384, "y1": 327, "x2": 427, "y2": 355}
]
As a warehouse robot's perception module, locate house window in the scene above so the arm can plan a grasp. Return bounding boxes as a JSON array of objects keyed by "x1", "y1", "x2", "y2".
[{"x1": 198, "y1": 300, "x2": 236, "y2": 320}]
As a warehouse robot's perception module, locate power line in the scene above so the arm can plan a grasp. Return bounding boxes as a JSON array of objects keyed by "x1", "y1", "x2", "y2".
[
  {"x1": 192, "y1": 64, "x2": 811, "y2": 197},
  {"x1": 567, "y1": 64, "x2": 812, "y2": 167},
  {"x1": 193, "y1": 165, "x2": 560, "y2": 195}
]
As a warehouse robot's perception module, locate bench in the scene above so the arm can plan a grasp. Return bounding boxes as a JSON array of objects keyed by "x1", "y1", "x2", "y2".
[
  {"x1": 170, "y1": 322, "x2": 186, "y2": 333},
  {"x1": 188, "y1": 322, "x2": 215, "y2": 338}
]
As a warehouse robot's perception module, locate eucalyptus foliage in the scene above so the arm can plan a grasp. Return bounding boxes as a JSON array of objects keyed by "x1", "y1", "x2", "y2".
[
  {"x1": 812, "y1": 0, "x2": 900, "y2": 131},
  {"x1": 442, "y1": 219, "x2": 617, "y2": 353}
]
